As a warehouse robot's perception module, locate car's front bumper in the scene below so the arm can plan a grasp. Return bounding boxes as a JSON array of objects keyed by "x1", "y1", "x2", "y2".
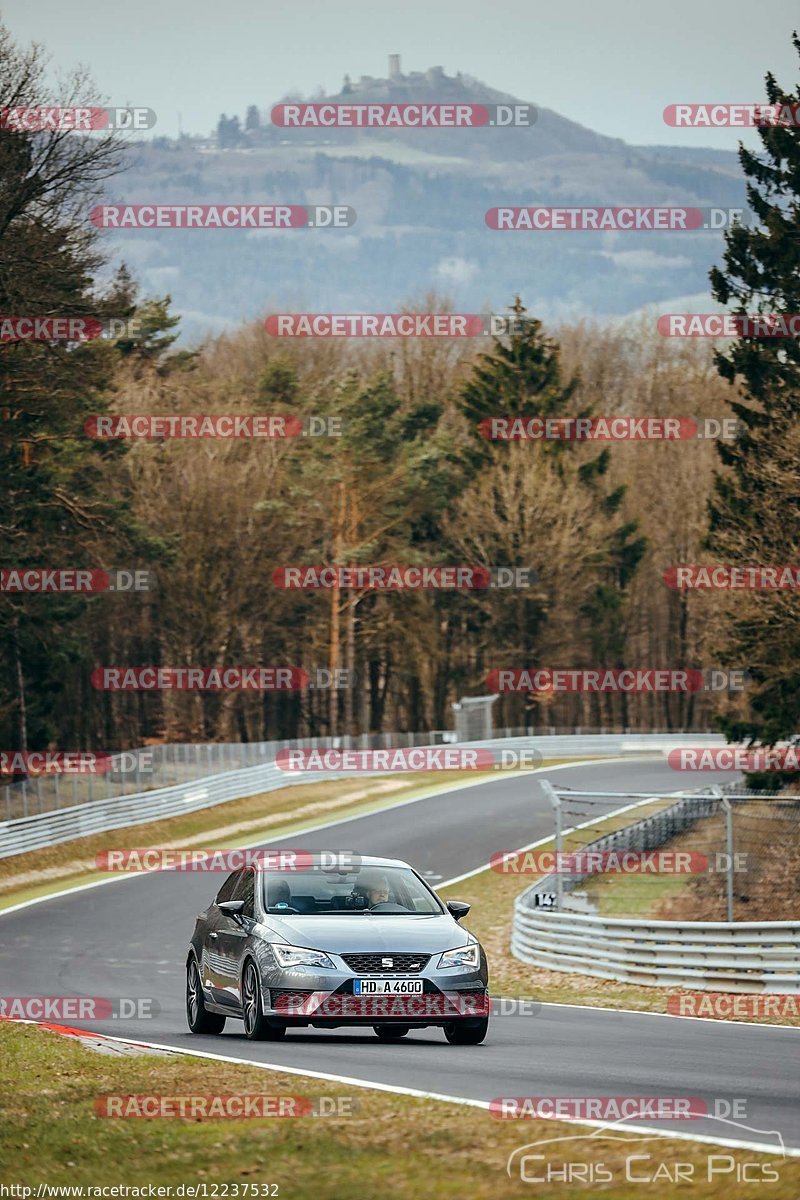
[{"x1": 261, "y1": 967, "x2": 489, "y2": 1026}]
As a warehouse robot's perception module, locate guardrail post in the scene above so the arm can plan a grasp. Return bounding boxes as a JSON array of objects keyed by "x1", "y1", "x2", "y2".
[
  {"x1": 715, "y1": 788, "x2": 734, "y2": 923},
  {"x1": 541, "y1": 780, "x2": 563, "y2": 911}
]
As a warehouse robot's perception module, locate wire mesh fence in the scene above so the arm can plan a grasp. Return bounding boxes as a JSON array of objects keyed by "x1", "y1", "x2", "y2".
[
  {"x1": 0, "y1": 724, "x2": 718, "y2": 822},
  {"x1": 525, "y1": 784, "x2": 800, "y2": 923},
  {"x1": 0, "y1": 733, "x2": 449, "y2": 821}
]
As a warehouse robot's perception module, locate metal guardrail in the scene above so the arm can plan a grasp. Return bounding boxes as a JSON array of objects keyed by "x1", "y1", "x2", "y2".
[
  {"x1": 1, "y1": 727, "x2": 723, "y2": 821},
  {"x1": 512, "y1": 908, "x2": 800, "y2": 993},
  {"x1": 0, "y1": 760, "x2": 296, "y2": 860},
  {"x1": 0, "y1": 732, "x2": 730, "y2": 861},
  {"x1": 2, "y1": 732, "x2": 460, "y2": 821}
]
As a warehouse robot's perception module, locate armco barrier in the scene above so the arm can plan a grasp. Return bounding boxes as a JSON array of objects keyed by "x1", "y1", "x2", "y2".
[
  {"x1": 0, "y1": 732, "x2": 730, "y2": 862},
  {"x1": 0, "y1": 760, "x2": 292, "y2": 860},
  {"x1": 511, "y1": 907, "x2": 800, "y2": 993}
]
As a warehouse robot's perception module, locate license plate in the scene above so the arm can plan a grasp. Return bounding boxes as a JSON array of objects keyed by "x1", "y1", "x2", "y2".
[{"x1": 353, "y1": 978, "x2": 424, "y2": 995}]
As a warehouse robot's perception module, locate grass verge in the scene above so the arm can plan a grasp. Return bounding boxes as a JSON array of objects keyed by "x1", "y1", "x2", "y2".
[
  {"x1": 0, "y1": 764, "x2": 572, "y2": 911},
  {"x1": 1, "y1": 1022, "x2": 796, "y2": 1198},
  {"x1": 575, "y1": 798, "x2": 800, "y2": 923}
]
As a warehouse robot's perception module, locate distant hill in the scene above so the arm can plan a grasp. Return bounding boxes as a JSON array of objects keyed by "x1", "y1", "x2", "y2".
[{"x1": 107, "y1": 59, "x2": 747, "y2": 343}]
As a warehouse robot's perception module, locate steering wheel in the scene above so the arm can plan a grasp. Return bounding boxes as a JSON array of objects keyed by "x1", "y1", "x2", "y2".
[
  {"x1": 267, "y1": 904, "x2": 300, "y2": 915},
  {"x1": 368, "y1": 902, "x2": 408, "y2": 913}
]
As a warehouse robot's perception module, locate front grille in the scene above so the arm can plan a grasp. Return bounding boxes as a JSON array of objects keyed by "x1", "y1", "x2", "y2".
[{"x1": 341, "y1": 952, "x2": 431, "y2": 974}]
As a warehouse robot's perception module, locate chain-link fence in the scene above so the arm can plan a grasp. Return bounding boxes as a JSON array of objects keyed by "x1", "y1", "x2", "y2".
[
  {"x1": 0, "y1": 732, "x2": 452, "y2": 821},
  {"x1": 527, "y1": 783, "x2": 800, "y2": 923},
  {"x1": 1, "y1": 722, "x2": 719, "y2": 822}
]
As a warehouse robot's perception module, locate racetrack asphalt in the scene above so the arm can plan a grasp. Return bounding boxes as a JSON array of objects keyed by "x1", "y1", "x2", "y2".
[{"x1": 1, "y1": 758, "x2": 797, "y2": 1155}]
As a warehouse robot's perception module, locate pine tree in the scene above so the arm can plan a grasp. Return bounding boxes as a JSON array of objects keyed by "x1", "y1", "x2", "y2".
[
  {"x1": 0, "y1": 22, "x2": 166, "y2": 752},
  {"x1": 460, "y1": 297, "x2": 584, "y2": 467},
  {"x1": 456, "y1": 298, "x2": 646, "y2": 725},
  {"x1": 706, "y1": 32, "x2": 800, "y2": 748}
]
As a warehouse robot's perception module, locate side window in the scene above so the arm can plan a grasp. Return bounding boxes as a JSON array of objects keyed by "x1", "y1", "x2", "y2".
[
  {"x1": 216, "y1": 870, "x2": 241, "y2": 904},
  {"x1": 233, "y1": 868, "x2": 256, "y2": 919}
]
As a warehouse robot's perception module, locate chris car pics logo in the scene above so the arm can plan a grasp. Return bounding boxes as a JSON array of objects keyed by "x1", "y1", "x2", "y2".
[{"x1": 507, "y1": 1115, "x2": 784, "y2": 1185}]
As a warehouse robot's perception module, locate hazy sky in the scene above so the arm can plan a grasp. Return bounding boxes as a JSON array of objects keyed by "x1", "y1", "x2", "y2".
[{"x1": 3, "y1": 0, "x2": 798, "y2": 148}]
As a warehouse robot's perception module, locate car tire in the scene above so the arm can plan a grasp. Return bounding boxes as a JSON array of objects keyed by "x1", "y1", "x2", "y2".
[
  {"x1": 373, "y1": 1024, "x2": 411, "y2": 1039},
  {"x1": 443, "y1": 1017, "x2": 489, "y2": 1045},
  {"x1": 186, "y1": 958, "x2": 226, "y2": 1034},
  {"x1": 242, "y1": 960, "x2": 286, "y2": 1040}
]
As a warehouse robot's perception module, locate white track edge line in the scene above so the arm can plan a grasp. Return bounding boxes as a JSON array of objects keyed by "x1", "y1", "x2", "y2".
[{"x1": 16, "y1": 1022, "x2": 798, "y2": 1159}]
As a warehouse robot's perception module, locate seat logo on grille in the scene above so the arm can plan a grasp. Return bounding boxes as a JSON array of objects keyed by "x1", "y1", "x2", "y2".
[{"x1": 382, "y1": 957, "x2": 393, "y2": 968}]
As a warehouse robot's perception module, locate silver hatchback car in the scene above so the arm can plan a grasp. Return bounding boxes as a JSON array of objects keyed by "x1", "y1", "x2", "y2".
[{"x1": 186, "y1": 854, "x2": 490, "y2": 1044}]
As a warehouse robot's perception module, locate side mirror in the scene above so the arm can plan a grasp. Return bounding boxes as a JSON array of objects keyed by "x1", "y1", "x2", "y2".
[
  {"x1": 217, "y1": 899, "x2": 245, "y2": 923},
  {"x1": 446, "y1": 900, "x2": 471, "y2": 921}
]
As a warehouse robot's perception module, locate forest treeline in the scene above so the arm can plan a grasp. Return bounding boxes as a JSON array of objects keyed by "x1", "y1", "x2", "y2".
[
  {"x1": 2, "y1": 24, "x2": 799, "y2": 755},
  {"x1": 0, "y1": 297, "x2": 747, "y2": 746}
]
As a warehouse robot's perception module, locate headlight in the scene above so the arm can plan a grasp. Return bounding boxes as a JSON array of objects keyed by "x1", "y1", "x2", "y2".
[
  {"x1": 437, "y1": 943, "x2": 480, "y2": 969},
  {"x1": 271, "y1": 943, "x2": 336, "y2": 969}
]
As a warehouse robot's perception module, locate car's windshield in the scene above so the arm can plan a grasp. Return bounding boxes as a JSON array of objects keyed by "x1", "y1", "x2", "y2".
[{"x1": 261, "y1": 865, "x2": 444, "y2": 916}]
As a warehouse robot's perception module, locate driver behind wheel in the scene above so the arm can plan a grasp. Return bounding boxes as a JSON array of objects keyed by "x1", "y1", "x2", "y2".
[{"x1": 355, "y1": 871, "x2": 390, "y2": 908}]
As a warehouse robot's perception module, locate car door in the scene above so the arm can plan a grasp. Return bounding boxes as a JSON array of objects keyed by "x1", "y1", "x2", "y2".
[
  {"x1": 202, "y1": 869, "x2": 242, "y2": 1001},
  {"x1": 213, "y1": 866, "x2": 256, "y2": 1009}
]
